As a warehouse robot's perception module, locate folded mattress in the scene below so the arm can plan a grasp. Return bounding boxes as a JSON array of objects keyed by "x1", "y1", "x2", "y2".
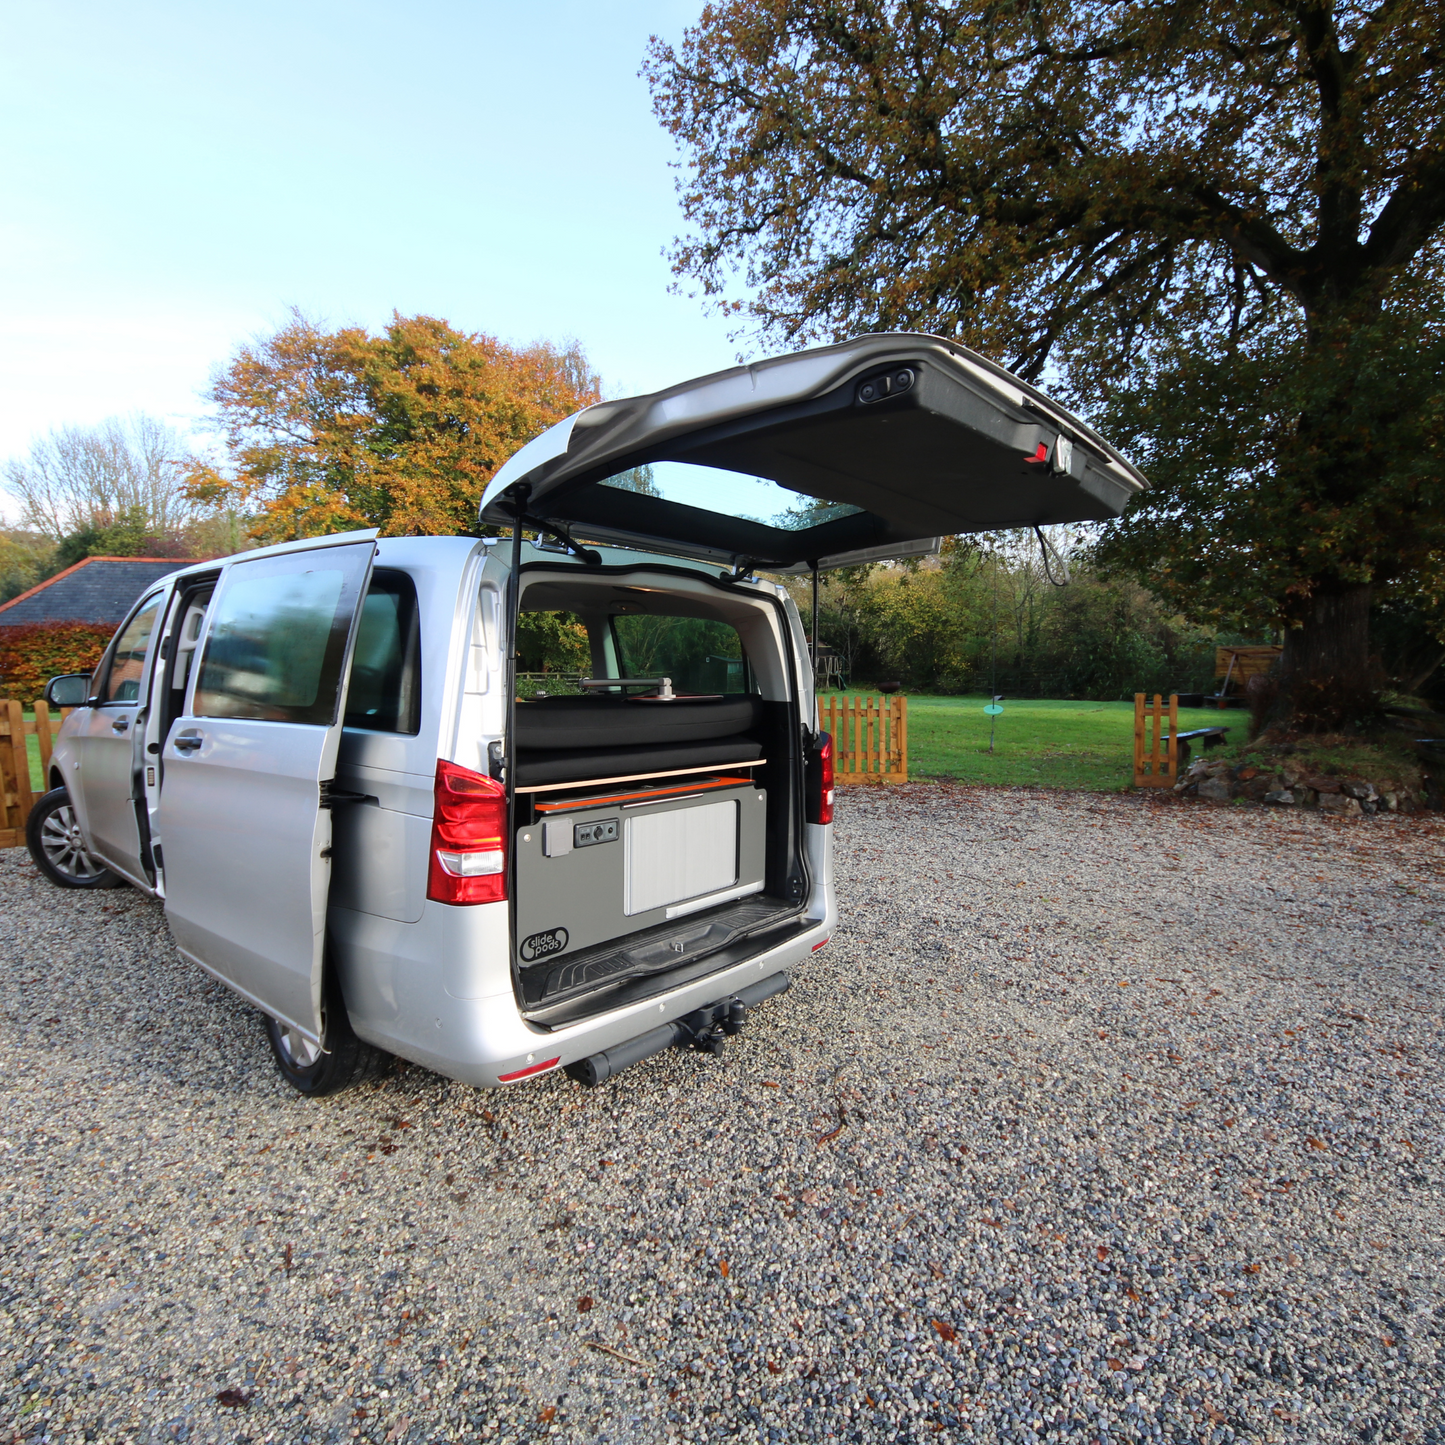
[
  {"x1": 513, "y1": 738, "x2": 764, "y2": 788},
  {"x1": 515, "y1": 694, "x2": 761, "y2": 750}
]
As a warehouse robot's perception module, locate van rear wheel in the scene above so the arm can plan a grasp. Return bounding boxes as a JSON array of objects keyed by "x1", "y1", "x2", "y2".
[
  {"x1": 265, "y1": 973, "x2": 386, "y2": 1097},
  {"x1": 26, "y1": 789, "x2": 127, "y2": 890}
]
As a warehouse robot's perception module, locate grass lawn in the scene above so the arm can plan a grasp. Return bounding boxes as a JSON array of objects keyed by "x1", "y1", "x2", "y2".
[{"x1": 845, "y1": 694, "x2": 1236, "y2": 792}]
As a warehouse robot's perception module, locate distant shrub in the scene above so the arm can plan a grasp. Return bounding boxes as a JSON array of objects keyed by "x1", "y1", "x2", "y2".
[{"x1": 0, "y1": 622, "x2": 113, "y2": 701}]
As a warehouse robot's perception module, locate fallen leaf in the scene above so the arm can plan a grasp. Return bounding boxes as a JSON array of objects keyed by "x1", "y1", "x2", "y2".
[
  {"x1": 1306, "y1": 1137, "x2": 1328, "y2": 1152},
  {"x1": 1097, "y1": 1246, "x2": 1109, "y2": 1261},
  {"x1": 577, "y1": 1297, "x2": 593, "y2": 1313},
  {"x1": 1273, "y1": 1407, "x2": 1300, "y2": 1423},
  {"x1": 982, "y1": 1216, "x2": 1003, "y2": 1228},
  {"x1": 538, "y1": 1405, "x2": 556, "y2": 1423},
  {"x1": 1126, "y1": 1288, "x2": 1140, "y2": 1302},
  {"x1": 1117, "y1": 980, "x2": 1130, "y2": 987},
  {"x1": 1107, "y1": 1358, "x2": 1124, "y2": 1371},
  {"x1": 719, "y1": 1260, "x2": 730, "y2": 1279},
  {"x1": 864, "y1": 1394, "x2": 877, "y2": 1407},
  {"x1": 1244, "y1": 1263, "x2": 1261, "y2": 1274},
  {"x1": 761, "y1": 1081, "x2": 781, "y2": 1089},
  {"x1": 766, "y1": 1360, "x2": 781, "y2": 1374},
  {"x1": 1381, "y1": 1334, "x2": 1395, "y2": 1347},
  {"x1": 215, "y1": 1389, "x2": 251, "y2": 1408},
  {"x1": 932, "y1": 1319, "x2": 956, "y2": 1343},
  {"x1": 929, "y1": 1263, "x2": 946, "y2": 1280},
  {"x1": 1205, "y1": 1405, "x2": 1227, "y2": 1425}
]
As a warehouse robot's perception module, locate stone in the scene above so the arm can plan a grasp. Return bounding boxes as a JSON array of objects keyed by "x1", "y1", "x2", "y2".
[
  {"x1": 1197, "y1": 777, "x2": 1233, "y2": 802},
  {"x1": 1384, "y1": 792, "x2": 1400, "y2": 812},
  {"x1": 1236, "y1": 765, "x2": 1259, "y2": 782},
  {"x1": 1263, "y1": 789, "x2": 1296, "y2": 806},
  {"x1": 1342, "y1": 779, "x2": 1378, "y2": 801},
  {"x1": 1318, "y1": 792, "x2": 1362, "y2": 816},
  {"x1": 1302, "y1": 774, "x2": 1342, "y2": 793}
]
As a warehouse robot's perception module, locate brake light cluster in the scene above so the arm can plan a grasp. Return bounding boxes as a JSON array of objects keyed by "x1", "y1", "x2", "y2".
[
  {"x1": 427, "y1": 759, "x2": 507, "y2": 905},
  {"x1": 810, "y1": 731, "x2": 835, "y2": 826}
]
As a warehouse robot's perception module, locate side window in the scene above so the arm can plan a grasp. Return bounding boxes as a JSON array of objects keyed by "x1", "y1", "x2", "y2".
[
  {"x1": 101, "y1": 595, "x2": 163, "y2": 703},
  {"x1": 344, "y1": 570, "x2": 421, "y2": 734},
  {"x1": 193, "y1": 544, "x2": 372, "y2": 725},
  {"x1": 610, "y1": 614, "x2": 754, "y2": 695}
]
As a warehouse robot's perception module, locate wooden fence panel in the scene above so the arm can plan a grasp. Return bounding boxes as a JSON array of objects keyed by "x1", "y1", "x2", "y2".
[
  {"x1": 818, "y1": 695, "x2": 907, "y2": 784},
  {"x1": 0, "y1": 701, "x2": 68, "y2": 848},
  {"x1": 1133, "y1": 692, "x2": 1178, "y2": 788}
]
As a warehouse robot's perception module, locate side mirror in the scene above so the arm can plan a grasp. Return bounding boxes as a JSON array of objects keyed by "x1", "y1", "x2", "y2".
[{"x1": 45, "y1": 673, "x2": 93, "y2": 708}]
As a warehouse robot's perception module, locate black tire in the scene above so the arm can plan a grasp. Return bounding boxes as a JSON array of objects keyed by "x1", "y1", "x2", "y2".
[
  {"x1": 264, "y1": 970, "x2": 387, "y2": 1097},
  {"x1": 25, "y1": 788, "x2": 128, "y2": 890}
]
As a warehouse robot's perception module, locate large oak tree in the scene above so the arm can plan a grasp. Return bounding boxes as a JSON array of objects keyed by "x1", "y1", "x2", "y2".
[{"x1": 646, "y1": 0, "x2": 1445, "y2": 723}]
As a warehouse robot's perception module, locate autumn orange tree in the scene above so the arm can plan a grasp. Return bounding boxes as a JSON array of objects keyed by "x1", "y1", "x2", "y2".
[
  {"x1": 190, "y1": 312, "x2": 601, "y2": 542},
  {"x1": 647, "y1": 0, "x2": 1445, "y2": 726}
]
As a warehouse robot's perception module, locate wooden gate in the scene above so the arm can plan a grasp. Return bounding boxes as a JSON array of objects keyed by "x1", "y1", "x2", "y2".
[
  {"x1": 818, "y1": 695, "x2": 907, "y2": 784},
  {"x1": 1133, "y1": 693, "x2": 1178, "y2": 788},
  {"x1": 0, "y1": 701, "x2": 66, "y2": 848}
]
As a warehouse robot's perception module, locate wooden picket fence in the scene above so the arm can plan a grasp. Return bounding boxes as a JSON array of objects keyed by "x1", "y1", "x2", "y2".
[
  {"x1": 0, "y1": 701, "x2": 67, "y2": 848},
  {"x1": 818, "y1": 694, "x2": 907, "y2": 784},
  {"x1": 1133, "y1": 692, "x2": 1178, "y2": 789}
]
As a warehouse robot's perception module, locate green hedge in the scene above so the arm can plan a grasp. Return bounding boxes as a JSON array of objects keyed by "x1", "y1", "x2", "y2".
[{"x1": 0, "y1": 622, "x2": 113, "y2": 701}]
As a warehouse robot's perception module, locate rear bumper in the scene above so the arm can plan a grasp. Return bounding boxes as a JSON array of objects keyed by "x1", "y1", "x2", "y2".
[{"x1": 334, "y1": 821, "x2": 834, "y2": 1088}]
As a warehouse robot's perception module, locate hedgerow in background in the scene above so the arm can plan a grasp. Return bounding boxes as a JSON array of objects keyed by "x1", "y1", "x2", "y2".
[{"x1": 0, "y1": 623, "x2": 112, "y2": 700}]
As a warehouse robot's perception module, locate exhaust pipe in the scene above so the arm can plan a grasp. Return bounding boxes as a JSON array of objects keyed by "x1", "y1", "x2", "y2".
[{"x1": 564, "y1": 972, "x2": 790, "y2": 1087}]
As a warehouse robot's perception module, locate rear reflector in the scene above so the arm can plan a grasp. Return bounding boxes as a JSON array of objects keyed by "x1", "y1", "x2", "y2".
[
  {"x1": 427, "y1": 759, "x2": 507, "y2": 905},
  {"x1": 497, "y1": 1056, "x2": 561, "y2": 1083},
  {"x1": 812, "y1": 938, "x2": 829, "y2": 952}
]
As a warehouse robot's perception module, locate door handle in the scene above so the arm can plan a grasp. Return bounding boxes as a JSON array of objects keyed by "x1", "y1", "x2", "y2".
[
  {"x1": 173, "y1": 731, "x2": 203, "y2": 753},
  {"x1": 111, "y1": 718, "x2": 130, "y2": 733}
]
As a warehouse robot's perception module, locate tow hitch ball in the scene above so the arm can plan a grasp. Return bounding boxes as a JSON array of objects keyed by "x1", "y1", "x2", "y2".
[
  {"x1": 564, "y1": 973, "x2": 790, "y2": 1088},
  {"x1": 683, "y1": 999, "x2": 747, "y2": 1056}
]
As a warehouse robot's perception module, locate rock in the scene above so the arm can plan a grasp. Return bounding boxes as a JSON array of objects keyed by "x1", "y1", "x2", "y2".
[
  {"x1": 1236, "y1": 765, "x2": 1259, "y2": 782},
  {"x1": 1263, "y1": 789, "x2": 1296, "y2": 806},
  {"x1": 1185, "y1": 759, "x2": 1212, "y2": 781},
  {"x1": 1197, "y1": 777, "x2": 1233, "y2": 802},
  {"x1": 1302, "y1": 774, "x2": 1342, "y2": 793},
  {"x1": 1342, "y1": 779, "x2": 1378, "y2": 801},
  {"x1": 1318, "y1": 792, "x2": 1362, "y2": 816},
  {"x1": 1384, "y1": 791, "x2": 1400, "y2": 812},
  {"x1": 1298, "y1": 787, "x2": 1319, "y2": 807}
]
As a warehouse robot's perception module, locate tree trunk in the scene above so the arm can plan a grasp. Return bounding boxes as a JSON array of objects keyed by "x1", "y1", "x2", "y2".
[{"x1": 1277, "y1": 583, "x2": 1375, "y2": 730}]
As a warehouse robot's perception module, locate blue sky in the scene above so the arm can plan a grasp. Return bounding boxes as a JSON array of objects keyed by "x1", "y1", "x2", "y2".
[{"x1": 0, "y1": 0, "x2": 747, "y2": 468}]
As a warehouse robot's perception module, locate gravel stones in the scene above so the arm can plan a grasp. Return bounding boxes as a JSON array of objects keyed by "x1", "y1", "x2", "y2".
[{"x1": 0, "y1": 788, "x2": 1442, "y2": 1444}]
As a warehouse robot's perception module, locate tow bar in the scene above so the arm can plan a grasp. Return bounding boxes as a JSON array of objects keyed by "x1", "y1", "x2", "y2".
[{"x1": 563, "y1": 972, "x2": 790, "y2": 1087}]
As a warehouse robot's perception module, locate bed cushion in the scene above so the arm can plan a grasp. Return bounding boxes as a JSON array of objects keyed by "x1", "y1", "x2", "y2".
[{"x1": 515, "y1": 694, "x2": 762, "y2": 751}]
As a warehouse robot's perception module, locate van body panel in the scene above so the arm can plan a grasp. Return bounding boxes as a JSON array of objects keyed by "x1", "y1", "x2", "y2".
[{"x1": 332, "y1": 896, "x2": 821, "y2": 1087}]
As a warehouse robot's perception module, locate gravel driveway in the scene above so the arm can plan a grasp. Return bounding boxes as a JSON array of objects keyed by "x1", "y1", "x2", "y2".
[{"x1": 1, "y1": 787, "x2": 1441, "y2": 1445}]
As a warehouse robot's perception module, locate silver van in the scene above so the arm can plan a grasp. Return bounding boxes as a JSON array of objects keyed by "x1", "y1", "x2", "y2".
[{"x1": 25, "y1": 334, "x2": 1143, "y2": 1096}]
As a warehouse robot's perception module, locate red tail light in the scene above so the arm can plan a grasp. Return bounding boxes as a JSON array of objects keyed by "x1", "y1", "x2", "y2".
[
  {"x1": 808, "y1": 731, "x2": 835, "y2": 826},
  {"x1": 427, "y1": 759, "x2": 507, "y2": 905}
]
